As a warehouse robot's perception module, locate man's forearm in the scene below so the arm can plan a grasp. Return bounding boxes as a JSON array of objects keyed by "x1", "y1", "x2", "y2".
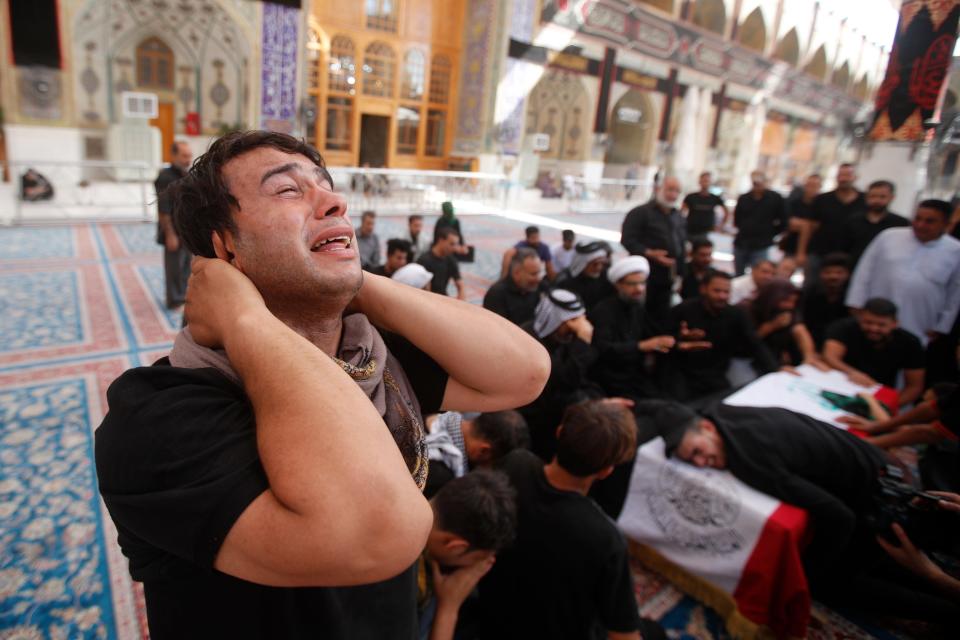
[
  {"x1": 223, "y1": 308, "x2": 428, "y2": 536},
  {"x1": 354, "y1": 274, "x2": 549, "y2": 410}
]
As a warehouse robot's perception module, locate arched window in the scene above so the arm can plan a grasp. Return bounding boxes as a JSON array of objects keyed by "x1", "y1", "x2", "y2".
[
  {"x1": 429, "y1": 55, "x2": 451, "y2": 104},
  {"x1": 136, "y1": 37, "x2": 174, "y2": 90},
  {"x1": 737, "y1": 8, "x2": 766, "y2": 54},
  {"x1": 363, "y1": 41, "x2": 396, "y2": 97},
  {"x1": 366, "y1": 0, "x2": 398, "y2": 32},
  {"x1": 691, "y1": 0, "x2": 726, "y2": 36},
  {"x1": 804, "y1": 45, "x2": 828, "y2": 82},
  {"x1": 853, "y1": 75, "x2": 870, "y2": 101},
  {"x1": 401, "y1": 49, "x2": 426, "y2": 101},
  {"x1": 774, "y1": 28, "x2": 800, "y2": 66},
  {"x1": 329, "y1": 35, "x2": 356, "y2": 94}
]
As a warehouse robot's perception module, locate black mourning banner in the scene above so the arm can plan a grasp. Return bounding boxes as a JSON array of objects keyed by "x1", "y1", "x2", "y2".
[{"x1": 870, "y1": 2, "x2": 960, "y2": 141}]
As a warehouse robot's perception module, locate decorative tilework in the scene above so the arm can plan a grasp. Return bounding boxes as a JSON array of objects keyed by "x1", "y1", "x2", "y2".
[
  {"x1": 454, "y1": 0, "x2": 497, "y2": 153},
  {"x1": 110, "y1": 262, "x2": 180, "y2": 348},
  {"x1": 0, "y1": 378, "x2": 115, "y2": 638},
  {"x1": 0, "y1": 264, "x2": 123, "y2": 368},
  {"x1": 0, "y1": 228, "x2": 75, "y2": 261},
  {"x1": 113, "y1": 223, "x2": 158, "y2": 258},
  {"x1": 261, "y1": 3, "x2": 300, "y2": 130},
  {"x1": 136, "y1": 264, "x2": 184, "y2": 331},
  {"x1": 0, "y1": 272, "x2": 83, "y2": 352}
]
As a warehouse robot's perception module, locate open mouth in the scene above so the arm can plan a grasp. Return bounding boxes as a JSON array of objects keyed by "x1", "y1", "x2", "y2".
[{"x1": 310, "y1": 236, "x2": 353, "y2": 252}]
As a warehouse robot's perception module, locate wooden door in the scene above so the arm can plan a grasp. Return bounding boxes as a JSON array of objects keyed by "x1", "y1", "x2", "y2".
[{"x1": 150, "y1": 102, "x2": 175, "y2": 163}]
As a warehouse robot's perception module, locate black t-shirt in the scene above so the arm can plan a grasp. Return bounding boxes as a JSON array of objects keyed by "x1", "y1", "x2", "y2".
[
  {"x1": 826, "y1": 317, "x2": 925, "y2": 387},
  {"x1": 810, "y1": 190, "x2": 866, "y2": 256},
  {"x1": 154, "y1": 165, "x2": 187, "y2": 243},
  {"x1": 478, "y1": 450, "x2": 640, "y2": 640},
  {"x1": 780, "y1": 196, "x2": 815, "y2": 255},
  {"x1": 842, "y1": 211, "x2": 910, "y2": 266},
  {"x1": 733, "y1": 190, "x2": 786, "y2": 250},
  {"x1": 799, "y1": 282, "x2": 850, "y2": 349},
  {"x1": 683, "y1": 191, "x2": 724, "y2": 236},
  {"x1": 417, "y1": 251, "x2": 461, "y2": 295},
  {"x1": 95, "y1": 332, "x2": 448, "y2": 640}
]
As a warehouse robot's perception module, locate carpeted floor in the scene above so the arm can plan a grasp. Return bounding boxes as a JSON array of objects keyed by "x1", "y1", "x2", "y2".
[{"x1": 0, "y1": 219, "x2": 921, "y2": 638}]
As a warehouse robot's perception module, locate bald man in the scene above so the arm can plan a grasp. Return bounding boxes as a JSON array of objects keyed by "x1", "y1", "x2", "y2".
[{"x1": 621, "y1": 176, "x2": 687, "y2": 325}]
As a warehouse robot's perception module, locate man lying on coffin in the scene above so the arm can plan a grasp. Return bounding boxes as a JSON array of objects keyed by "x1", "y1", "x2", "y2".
[{"x1": 650, "y1": 402, "x2": 960, "y2": 624}]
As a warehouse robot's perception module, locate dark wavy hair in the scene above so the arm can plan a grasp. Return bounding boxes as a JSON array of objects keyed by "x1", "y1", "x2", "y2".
[
  {"x1": 432, "y1": 470, "x2": 517, "y2": 552},
  {"x1": 750, "y1": 278, "x2": 800, "y2": 325},
  {"x1": 172, "y1": 131, "x2": 331, "y2": 258}
]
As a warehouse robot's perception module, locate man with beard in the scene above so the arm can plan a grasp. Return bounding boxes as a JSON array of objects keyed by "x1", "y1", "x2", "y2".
[
  {"x1": 823, "y1": 297, "x2": 925, "y2": 406},
  {"x1": 588, "y1": 256, "x2": 675, "y2": 401},
  {"x1": 663, "y1": 269, "x2": 779, "y2": 403},
  {"x1": 94, "y1": 131, "x2": 550, "y2": 639},
  {"x1": 803, "y1": 163, "x2": 865, "y2": 284},
  {"x1": 553, "y1": 241, "x2": 616, "y2": 313},
  {"x1": 621, "y1": 176, "x2": 687, "y2": 325},
  {"x1": 798, "y1": 252, "x2": 852, "y2": 349},
  {"x1": 679, "y1": 238, "x2": 714, "y2": 300},
  {"x1": 841, "y1": 180, "x2": 908, "y2": 267},
  {"x1": 483, "y1": 248, "x2": 543, "y2": 326}
]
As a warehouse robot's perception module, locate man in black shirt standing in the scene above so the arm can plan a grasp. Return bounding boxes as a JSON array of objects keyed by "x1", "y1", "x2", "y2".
[
  {"x1": 781, "y1": 173, "x2": 821, "y2": 261},
  {"x1": 483, "y1": 247, "x2": 543, "y2": 326},
  {"x1": 681, "y1": 171, "x2": 729, "y2": 238},
  {"x1": 664, "y1": 270, "x2": 779, "y2": 402},
  {"x1": 154, "y1": 140, "x2": 193, "y2": 308},
  {"x1": 732, "y1": 171, "x2": 786, "y2": 276},
  {"x1": 841, "y1": 180, "x2": 909, "y2": 267},
  {"x1": 621, "y1": 176, "x2": 687, "y2": 325},
  {"x1": 798, "y1": 252, "x2": 852, "y2": 349},
  {"x1": 803, "y1": 163, "x2": 865, "y2": 284},
  {"x1": 479, "y1": 400, "x2": 658, "y2": 640},
  {"x1": 94, "y1": 131, "x2": 550, "y2": 640},
  {"x1": 823, "y1": 297, "x2": 925, "y2": 406},
  {"x1": 418, "y1": 227, "x2": 466, "y2": 299}
]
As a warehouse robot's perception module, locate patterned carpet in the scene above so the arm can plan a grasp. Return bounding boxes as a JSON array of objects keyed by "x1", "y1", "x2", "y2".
[{"x1": 0, "y1": 218, "x2": 921, "y2": 639}]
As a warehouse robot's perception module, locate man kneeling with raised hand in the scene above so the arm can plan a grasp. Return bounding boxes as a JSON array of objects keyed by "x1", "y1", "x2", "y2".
[{"x1": 95, "y1": 131, "x2": 550, "y2": 639}]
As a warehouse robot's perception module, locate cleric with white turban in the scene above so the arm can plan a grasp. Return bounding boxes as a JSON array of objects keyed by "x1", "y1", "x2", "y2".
[{"x1": 607, "y1": 255, "x2": 650, "y2": 284}]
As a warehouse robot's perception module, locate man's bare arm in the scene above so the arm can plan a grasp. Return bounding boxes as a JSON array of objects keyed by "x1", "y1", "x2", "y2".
[
  {"x1": 822, "y1": 339, "x2": 875, "y2": 386},
  {"x1": 188, "y1": 258, "x2": 432, "y2": 587},
  {"x1": 354, "y1": 273, "x2": 550, "y2": 412}
]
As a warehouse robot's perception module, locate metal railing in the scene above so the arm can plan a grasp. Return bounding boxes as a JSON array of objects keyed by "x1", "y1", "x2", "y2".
[
  {"x1": 2, "y1": 160, "x2": 154, "y2": 225},
  {"x1": 326, "y1": 167, "x2": 510, "y2": 216},
  {"x1": 561, "y1": 176, "x2": 653, "y2": 213}
]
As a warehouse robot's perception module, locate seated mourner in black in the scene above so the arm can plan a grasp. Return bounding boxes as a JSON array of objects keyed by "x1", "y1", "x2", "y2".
[
  {"x1": 93, "y1": 131, "x2": 549, "y2": 640},
  {"x1": 553, "y1": 241, "x2": 616, "y2": 312},
  {"x1": 520, "y1": 289, "x2": 602, "y2": 461},
  {"x1": 825, "y1": 317, "x2": 925, "y2": 388},
  {"x1": 588, "y1": 256, "x2": 674, "y2": 401},
  {"x1": 823, "y1": 298, "x2": 925, "y2": 406},
  {"x1": 478, "y1": 401, "x2": 663, "y2": 640},
  {"x1": 798, "y1": 252, "x2": 851, "y2": 349},
  {"x1": 662, "y1": 270, "x2": 778, "y2": 402}
]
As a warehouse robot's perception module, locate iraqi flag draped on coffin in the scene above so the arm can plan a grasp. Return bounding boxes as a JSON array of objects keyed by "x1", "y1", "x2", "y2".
[{"x1": 617, "y1": 438, "x2": 810, "y2": 637}]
